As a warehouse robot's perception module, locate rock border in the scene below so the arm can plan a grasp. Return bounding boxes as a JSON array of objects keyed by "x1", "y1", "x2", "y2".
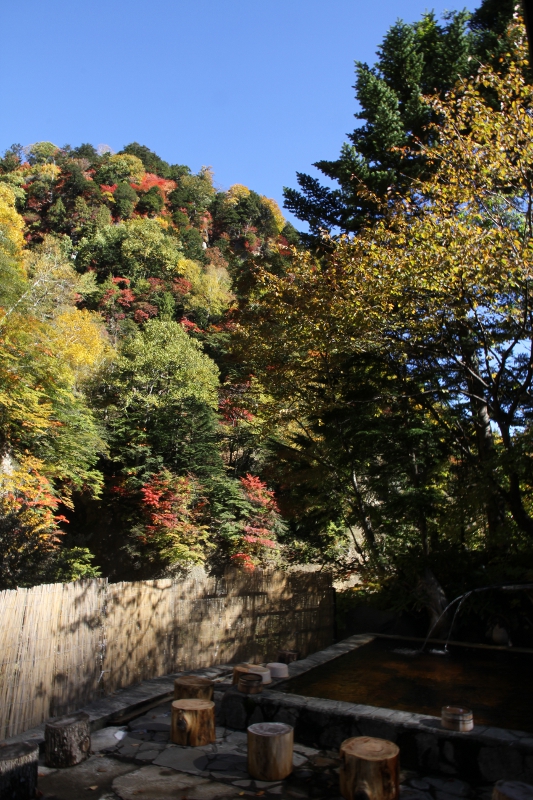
[{"x1": 220, "y1": 635, "x2": 533, "y2": 786}]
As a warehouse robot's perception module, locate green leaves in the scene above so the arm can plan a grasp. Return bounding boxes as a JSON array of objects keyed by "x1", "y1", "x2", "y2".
[
  {"x1": 106, "y1": 318, "x2": 220, "y2": 411},
  {"x1": 284, "y1": 1, "x2": 514, "y2": 237},
  {"x1": 235, "y1": 23, "x2": 533, "y2": 583}
]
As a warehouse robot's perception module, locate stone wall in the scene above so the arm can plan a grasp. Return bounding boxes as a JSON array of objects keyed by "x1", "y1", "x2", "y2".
[{"x1": 220, "y1": 635, "x2": 533, "y2": 785}]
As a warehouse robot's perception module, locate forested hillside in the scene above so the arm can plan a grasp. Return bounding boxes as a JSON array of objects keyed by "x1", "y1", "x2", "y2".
[
  {"x1": 0, "y1": 141, "x2": 296, "y2": 585},
  {"x1": 1, "y1": 0, "x2": 532, "y2": 644}
]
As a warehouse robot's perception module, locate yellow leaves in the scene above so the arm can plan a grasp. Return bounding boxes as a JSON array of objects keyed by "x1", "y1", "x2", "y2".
[
  {"x1": 178, "y1": 257, "x2": 234, "y2": 318},
  {"x1": 19, "y1": 159, "x2": 62, "y2": 184},
  {"x1": 425, "y1": 24, "x2": 533, "y2": 202},
  {"x1": 0, "y1": 184, "x2": 25, "y2": 257},
  {"x1": 119, "y1": 217, "x2": 182, "y2": 275},
  {"x1": 226, "y1": 184, "x2": 251, "y2": 206},
  {"x1": 105, "y1": 153, "x2": 145, "y2": 184},
  {"x1": 34, "y1": 163, "x2": 61, "y2": 182},
  {"x1": 100, "y1": 188, "x2": 115, "y2": 202},
  {"x1": 47, "y1": 309, "x2": 112, "y2": 378},
  {"x1": 260, "y1": 196, "x2": 286, "y2": 233},
  {"x1": 0, "y1": 171, "x2": 27, "y2": 210},
  {"x1": 22, "y1": 236, "x2": 81, "y2": 318}
]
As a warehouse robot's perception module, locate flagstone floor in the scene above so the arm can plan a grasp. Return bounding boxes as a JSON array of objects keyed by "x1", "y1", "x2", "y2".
[{"x1": 37, "y1": 699, "x2": 493, "y2": 800}]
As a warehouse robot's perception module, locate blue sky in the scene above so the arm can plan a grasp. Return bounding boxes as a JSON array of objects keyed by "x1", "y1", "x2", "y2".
[{"x1": 1, "y1": 0, "x2": 477, "y2": 228}]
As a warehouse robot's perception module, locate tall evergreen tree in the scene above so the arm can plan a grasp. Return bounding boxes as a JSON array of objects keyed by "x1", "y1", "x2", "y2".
[{"x1": 283, "y1": 0, "x2": 516, "y2": 238}]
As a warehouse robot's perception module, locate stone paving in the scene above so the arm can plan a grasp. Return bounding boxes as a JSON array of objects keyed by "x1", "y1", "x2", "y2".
[{"x1": 37, "y1": 699, "x2": 498, "y2": 800}]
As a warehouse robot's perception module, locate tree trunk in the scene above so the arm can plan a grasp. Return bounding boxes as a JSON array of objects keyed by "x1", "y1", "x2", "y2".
[
  {"x1": 417, "y1": 567, "x2": 449, "y2": 638},
  {"x1": 492, "y1": 781, "x2": 533, "y2": 800},
  {"x1": 503, "y1": 471, "x2": 533, "y2": 538},
  {"x1": 171, "y1": 699, "x2": 215, "y2": 747},
  {"x1": 174, "y1": 675, "x2": 214, "y2": 701},
  {"x1": 410, "y1": 450, "x2": 430, "y2": 556},
  {"x1": 0, "y1": 741, "x2": 39, "y2": 800},
  {"x1": 350, "y1": 471, "x2": 378, "y2": 553},
  {"x1": 247, "y1": 722, "x2": 294, "y2": 781},
  {"x1": 462, "y1": 346, "x2": 507, "y2": 542},
  {"x1": 339, "y1": 736, "x2": 399, "y2": 800},
  {"x1": 45, "y1": 711, "x2": 91, "y2": 768}
]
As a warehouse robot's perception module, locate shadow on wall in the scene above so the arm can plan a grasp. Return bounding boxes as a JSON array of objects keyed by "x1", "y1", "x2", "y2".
[{"x1": 0, "y1": 569, "x2": 334, "y2": 740}]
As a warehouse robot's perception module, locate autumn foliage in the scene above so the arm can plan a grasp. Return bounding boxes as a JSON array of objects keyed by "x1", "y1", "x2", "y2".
[
  {"x1": 2, "y1": 6, "x2": 529, "y2": 638},
  {"x1": 0, "y1": 137, "x2": 292, "y2": 585}
]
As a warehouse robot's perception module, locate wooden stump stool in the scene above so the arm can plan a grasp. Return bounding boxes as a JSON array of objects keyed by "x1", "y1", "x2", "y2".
[
  {"x1": 174, "y1": 675, "x2": 214, "y2": 701},
  {"x1": 246, "y1": 664, "x2": 272, "y2": 684},
  {"x1": 233, "y1": 664, "x2": 252, "y2": 684},
  {"x1": 339, "y1": 736, "x2": 399, "y2": 800},
  {"x1": 0, "y1": 741, "x2": 39, "y2": 800},
  {"x1": 171, "y1": 699, "x2": 215, "y2": 746},
  {"x1": 493, "y1": 781, "x2": 533, "y2": 800},
  {"x1": 45, "y1": 711, "x2": 91, "y2": 768},
  {"x1": 278, "y1": 650, "x2": 299, "y2": 664},
  {"x1": 238, "y1": 672, "x2": 263, "y2": 694},
  {"x1": 247, "y1": 722, "x2": 294, "y2": 781}
]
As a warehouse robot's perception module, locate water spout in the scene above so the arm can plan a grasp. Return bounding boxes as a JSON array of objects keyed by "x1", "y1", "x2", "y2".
[{"x1": 419, "y1": 583, "x2": 533, "y2": 653}]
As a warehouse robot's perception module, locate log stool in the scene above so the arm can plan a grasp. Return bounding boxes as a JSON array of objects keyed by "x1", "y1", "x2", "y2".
[
  {"x1": 247, "y1": 722, "x2": 294, "y2": 781},
  {"x1": 45, "y1": 711, "x2": 91, "y2": 768},
  {"x1": 0, "y1": 741, "x2": 39, "y2": 800},
  {"x1": 339, "y1": 736, "x2": 399, "y2": 800},
  {"x1": 278, "y1": 650, "x2": 299, "y2": 664},
  {"x1": 174, "y1": 675, "x2": 214, "y2": 701},
  {"x1": 246, "y1": 664, "x2": 272, "y2": 684},
  {"x1": 493, "y1": 782, "x2": 533, "y2": 800},
  {"x1": 171, "y1": 699, "x2": 215, "y2": 746},
  {"x1": 238, "y1": 672, "x2": 263, "y2": 694},
  {"x1": 233, "y1": 664, "x2": 252, "y2": 684}
]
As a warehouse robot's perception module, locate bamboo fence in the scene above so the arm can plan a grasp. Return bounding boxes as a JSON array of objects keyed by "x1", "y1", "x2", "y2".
[{"x1": 0, "y1": 569, "x2": 333, "y2": 739}]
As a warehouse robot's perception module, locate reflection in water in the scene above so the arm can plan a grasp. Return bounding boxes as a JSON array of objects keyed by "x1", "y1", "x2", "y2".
[
  {"x1": 281, "y1": 637, "x2": 533, "y2": 732},
  {"x1": 392, "y1": 648, "x2": 418, "y2": 656}
]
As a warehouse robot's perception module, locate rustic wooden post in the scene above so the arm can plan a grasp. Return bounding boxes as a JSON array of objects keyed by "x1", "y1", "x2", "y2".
[
  {"x1": 171, "y1": 699, "x2": 215, "y2": 746},
  {"x1": 247, "y1": 722, "x2": 294, "y2": 781},
  {"x1": 174, "y1": 675, "x2": 214, "y2": 701},
  {"x1": 0, "y1": 741, "x2": 39, "y2": 800},
  {"x1": 45, "y1": 711, "x2": 91, "y2": 768},
  {"x1": 493, "y1": 781, "x2": 533, "y2": 800},
  {"x1": 339, "y1": 737, "x2": 399, "y2": 800}
]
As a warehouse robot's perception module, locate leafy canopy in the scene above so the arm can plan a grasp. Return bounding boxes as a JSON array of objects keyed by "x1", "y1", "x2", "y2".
[{"x1": 235, "y1": 21, "x2": 533, "y2": 577}]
